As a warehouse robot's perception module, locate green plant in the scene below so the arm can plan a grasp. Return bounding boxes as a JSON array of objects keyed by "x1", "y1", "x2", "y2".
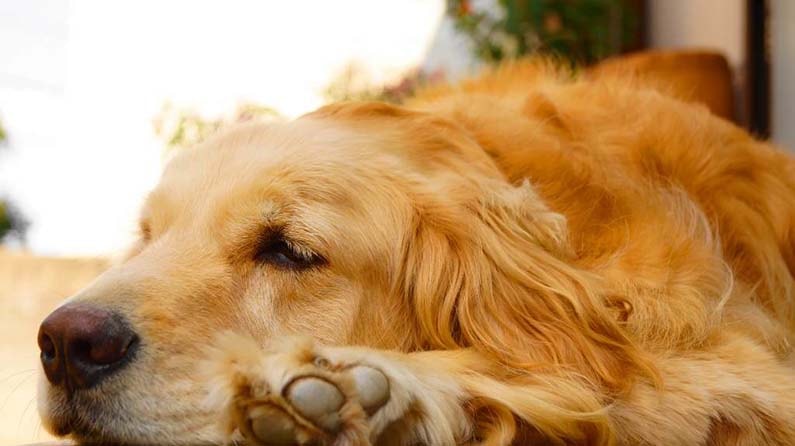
[
  {"x1": 0, "y1": 119, "x2": 27, "y2": 244},
  {"x1": 448, "y1": 0, "x2": 641, "y2": 65},
  {"x1": 323, "y1": 63, "x2": 445, "y2": 104},
  {"x1": 0, "y1": 200, "x2": 27, "y2": 244},
  {"x1": 154, "y1": 66, "x2": 447, "y2": 152},
  {"x1": 153, "y1": 102, "x2": 281, "y2": 151}
]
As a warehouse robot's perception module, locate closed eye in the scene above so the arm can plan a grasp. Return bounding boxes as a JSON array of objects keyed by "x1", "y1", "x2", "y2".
[
  {"x1": 254, "y1": 230, "x2": 325, "y2": 270},
  {"x1": 139, "y1": 221, "x2": 152, "y2": 242}
]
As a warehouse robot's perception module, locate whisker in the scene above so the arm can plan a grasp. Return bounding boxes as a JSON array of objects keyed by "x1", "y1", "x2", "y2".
[
  {"x1": 0, "y1": 369, "x2": 36, "y2": 386},
  {"x1": 0, "y1": 372, "x2": 36, "y2": 414},
  {"x1": 33, "y1": 415, "x2": 41, "y2": 440},
  {"x1": 35, "y1": 416, "x2": 46, "y2": 441},
  {"x1": 17, "y1": 395, "x2": 36, "y2": 440}
]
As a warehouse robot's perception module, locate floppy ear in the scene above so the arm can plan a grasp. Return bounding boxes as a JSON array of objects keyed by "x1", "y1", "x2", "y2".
[{"x1": 398, "y1": 178, "x2": 652, "y2": 391}]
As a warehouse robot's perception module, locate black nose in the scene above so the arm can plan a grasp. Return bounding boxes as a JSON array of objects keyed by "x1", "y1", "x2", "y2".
[{"x1": 38, "y1": 303, "x2": 139, "y2": 391}]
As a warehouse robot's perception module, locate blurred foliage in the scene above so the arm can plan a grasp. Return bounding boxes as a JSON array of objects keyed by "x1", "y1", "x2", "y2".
[
  {"x1": 154, "y1": 1, "x2": 642, "y2": 151},
  {"x1": 323, "y1": 63, "x2": 445, "y2": 104},
  {"x1": 448, "y1": 0, "x2": 641, "y2": 65},
  {"x1": 0, "y1": 119, "x2": 28, "y2": 244},
  {"x1": 154, "y1": 65, "x2": 447, "y2": 151},
  {"x1": 0, "y1": 200, "x2": 28, "y2": 244},
  {"x1": 153, "y1": 102, "x2": 281, "y2": 151}
]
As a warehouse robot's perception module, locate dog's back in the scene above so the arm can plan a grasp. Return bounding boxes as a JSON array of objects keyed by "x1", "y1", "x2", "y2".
[{"x1": 410, "y1": 60, "x2": 795, "y2": 352}]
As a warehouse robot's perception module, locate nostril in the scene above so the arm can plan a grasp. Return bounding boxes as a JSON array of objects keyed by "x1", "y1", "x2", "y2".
[
  {"x1": 39, "y1": 332, "x2": 56, "y2": 362},
  {"x1": 38, "y1": 327, "x2": 63, "y2": 386}
]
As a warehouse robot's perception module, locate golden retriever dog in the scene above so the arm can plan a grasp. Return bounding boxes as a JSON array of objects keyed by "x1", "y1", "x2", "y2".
[{"x1": 37, "y1": 58, "x2": 795, "y2": 446}]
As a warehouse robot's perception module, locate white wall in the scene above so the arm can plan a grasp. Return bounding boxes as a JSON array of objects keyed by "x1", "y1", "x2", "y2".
[
  {"x1": 647, "y1": 0, "x2": 746, "y2": 122},
  {"x1": 647, "y1": 0, "x2": 745, "y2": 69},
  {"x1": 771, "y1": 0, "x2": 795, "y2": 150},
  {"x1": 0, "y1": 0, "x2": 447, "y2": 255},
  {"x1": 648, "y1": 0, "x2": 794, "y2": 151}
]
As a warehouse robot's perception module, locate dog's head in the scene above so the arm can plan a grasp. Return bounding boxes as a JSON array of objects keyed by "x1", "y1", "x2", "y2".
[{"x1": 37, "y1": 102, "x2": 637, "y2": 444}]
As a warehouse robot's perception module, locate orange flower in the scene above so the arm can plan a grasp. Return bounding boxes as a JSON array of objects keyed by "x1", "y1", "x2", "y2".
[{"x1": 458, "y1": 0, "x2": 472, "y2": 16}]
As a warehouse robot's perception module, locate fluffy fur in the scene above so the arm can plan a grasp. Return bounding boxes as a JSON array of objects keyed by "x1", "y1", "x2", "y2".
[{"x1": 38, "y1": 59, "x2": 795, "y2": 445}]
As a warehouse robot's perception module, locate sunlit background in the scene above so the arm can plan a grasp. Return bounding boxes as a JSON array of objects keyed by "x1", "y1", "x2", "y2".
[
  {"x1": 0, "y1": 0, "x2": 468, "y2": 255},
  {"x1": 0, "y1": 0, "x2": 793, "y2": 443}
]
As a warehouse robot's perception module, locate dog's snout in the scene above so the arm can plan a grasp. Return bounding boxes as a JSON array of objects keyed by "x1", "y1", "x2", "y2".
[{"x1": 38, "y1": 303, "x2": 139, "y2": 391}]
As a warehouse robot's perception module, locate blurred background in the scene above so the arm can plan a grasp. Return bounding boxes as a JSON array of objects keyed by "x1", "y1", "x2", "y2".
[{"x1": 0, "y1": 0, "x2": 792, "y2": 443}]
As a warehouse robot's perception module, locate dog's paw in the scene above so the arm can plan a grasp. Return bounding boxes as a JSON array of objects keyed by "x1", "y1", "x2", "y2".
[
  {"x1": 202, "y1": 333, "x2": 391, "y2": 446},
  {"x1": 244, "y1": 365, "x2": 388, "y2": 444}
]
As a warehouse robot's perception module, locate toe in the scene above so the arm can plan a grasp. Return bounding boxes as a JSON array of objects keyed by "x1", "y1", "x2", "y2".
[
  {"x1": 285, "y1": 376, "x2": 345, "y2": 432},
  {"x1": 350, "y1": 365, "x2": 389, "y2": 415},
  {"x1": 248, "y1": 404, "x2": 298, "y2": 445}
]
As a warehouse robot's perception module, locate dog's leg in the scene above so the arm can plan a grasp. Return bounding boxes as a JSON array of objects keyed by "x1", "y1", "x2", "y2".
[
  {"x1": 608, "y1": 334, "x2": 795, "y2": 446},
  {"x1": 202, "y1": 333, "x2": 477, "y2": 445}
]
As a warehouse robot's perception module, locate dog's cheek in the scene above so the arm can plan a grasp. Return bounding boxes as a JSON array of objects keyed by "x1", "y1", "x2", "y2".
[{"x1": 261, "y1": 279, "x2": 361, "y2": 344}]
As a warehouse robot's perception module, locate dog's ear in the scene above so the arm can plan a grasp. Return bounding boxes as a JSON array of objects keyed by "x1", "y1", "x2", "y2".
[
  {"x1": 397, "y1": 178, "x2": 653, "y2": 390},
  {"x1": 313, "y1": 100, "x2": 650, "y2": 386}
]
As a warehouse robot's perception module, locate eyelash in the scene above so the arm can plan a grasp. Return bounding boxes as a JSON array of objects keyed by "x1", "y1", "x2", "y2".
[
  {"x1": 254, "y1": 231, "x2": 325, "y2": 270},
  {"x1": 138, "y1": 221, "x2": 322, "y2": 270}
]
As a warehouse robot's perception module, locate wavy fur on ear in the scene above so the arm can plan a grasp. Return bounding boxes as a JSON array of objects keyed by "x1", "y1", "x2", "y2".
[
  {"x1": 313, "y1": 101, "x2": 657, "y2": 443},
  {"x1": 396, "y1": 171, "x2": 661, "y2": 443}
]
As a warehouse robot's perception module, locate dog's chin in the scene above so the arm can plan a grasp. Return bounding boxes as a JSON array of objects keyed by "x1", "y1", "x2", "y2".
[
  {"x1": 41, "y1": 399, "x2": 122, "y2": 445},
  {"x1": 44, "y1": 411, "x2": 106, "y2": 444},
  {"x1": 41, "y1": 400, "x2": 129, "y2": 445},
  {"x1": 42, "y1": 406, "x2": 220, "y2": 446},
  {"x1": 39, "y1": 380, "x2": 222, "y2": 446}
]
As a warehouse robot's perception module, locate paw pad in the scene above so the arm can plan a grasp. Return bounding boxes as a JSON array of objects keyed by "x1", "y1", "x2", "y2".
[
  {"x1": 248, "y1": 405, "x2": 297, "y2": 445},
  {"x1": 350, "y1": 366, "x2": 389, "y2": 415},
  {"x1": 285, "y1": 376, "x2": 345, "y2": 432}
]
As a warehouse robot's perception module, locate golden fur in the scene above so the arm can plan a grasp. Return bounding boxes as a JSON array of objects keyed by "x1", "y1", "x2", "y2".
[{"x1": 38, "y1": 59, "x2": 795, "y2": 445}]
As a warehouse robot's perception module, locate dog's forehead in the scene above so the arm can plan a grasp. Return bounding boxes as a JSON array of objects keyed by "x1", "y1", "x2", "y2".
[
  {"x1": 147, "y1": 118, "x2": 411, "y2": 223},
  {"x1": 158, "y1": 120, "x2": 373, "y2": 193},
  {"x1": 140, "y1": 117, "x2": 413, "y2": 261},
  {"x1": 168, "y1": 119, "x2": 360, "y2": 172}
]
